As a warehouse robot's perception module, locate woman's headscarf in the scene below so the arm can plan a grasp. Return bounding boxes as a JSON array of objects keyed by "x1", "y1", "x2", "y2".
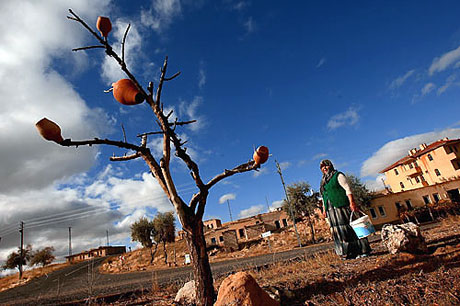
[{"x1": 320, "y1": 159, "x2": 337, "y2": 194}]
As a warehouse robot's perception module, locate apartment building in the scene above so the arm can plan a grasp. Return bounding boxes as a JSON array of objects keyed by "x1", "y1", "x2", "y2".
[
  {"x1": 368, "y1": 137, "x2": 460, "y2": 227},
  {"x1": 380, "y1": 137, "x2": 460, "y2": 193}
]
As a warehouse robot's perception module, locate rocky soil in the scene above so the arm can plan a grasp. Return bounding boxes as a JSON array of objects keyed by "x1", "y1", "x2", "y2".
[{"x1": 101, "y1": 216, "x2": 460, "y2": 305}]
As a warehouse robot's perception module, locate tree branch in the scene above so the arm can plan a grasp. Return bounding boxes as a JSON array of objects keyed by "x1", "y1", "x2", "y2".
[
  {"x1": 72, "y1": 45, "x2": 105, "y2": 52},
  {"x1": 164, "y1": 71, "x2": 181, "y2": 81},
  {"x1": 121, "y1": 23, "x2": 131, "y2": 63},
  {"x1": 110, "y1": 152, "x2": 141, "y2": 161},
  {"x1": 60, "y1": 138, "x2": 142, "y2": 152}
]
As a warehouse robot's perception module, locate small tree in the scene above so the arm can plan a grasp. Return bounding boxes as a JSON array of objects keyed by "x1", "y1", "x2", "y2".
[
  {"x1": 29, "y1": 246, "x2": 55, "y2": 267},
  {"x1": 282, "y1": 181, "x2": 321, "y2": 243},
  {"x1": 36, "y1": 10, "x2": 268, "y2": 305},
  {"x1": 152, "y1": 212, "x2": 175, "y2": 264},
  {"x1": 131, "y1": 217, "x2": 157, "y2": 263},
  {"x1": 2, "y1": 245, "x2": 32, "y2": 272},
  {"x1": 346, "y1": 174, "x2": 374, "y2": 208}
]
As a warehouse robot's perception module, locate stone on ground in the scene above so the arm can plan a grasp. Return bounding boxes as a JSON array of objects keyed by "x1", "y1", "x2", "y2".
[
  {"x1": 174, "y1": 280, "x2": 196, "y2": 305},
  {"x1": 215, "y1": 271, "x2": 280, "y2": 306},
  {"x1": 381, "y1": 222, "x2": 428, "y2": 254}
]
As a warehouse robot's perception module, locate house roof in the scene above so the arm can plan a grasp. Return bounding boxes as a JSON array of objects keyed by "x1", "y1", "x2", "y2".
[{"x1": 379, "y1": 138, "x2": 460, "y2": 173}]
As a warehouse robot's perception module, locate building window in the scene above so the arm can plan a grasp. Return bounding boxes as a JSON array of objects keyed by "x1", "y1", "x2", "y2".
[
  {"x1": 369, "y1": 208, "x2": 377, "y2": 219},
  {"x1": 275, "y1": 220, "x2": 280, "y2": 229},
  {"x1": 446, "y1": 146, "x2": 453, "y2": 153},
  {"x1": 377, "y1": 206, "x2": 386, "y2": 217},
  {"x1": 238, "y1": 228, "x2": 245, "y2": 238},
  {"x1": 435, "y1": 169, "x2": 441, "y2": 176},
  {"x1": 405, "y1": 200, "x2": 413, "y2": 210},
  {"x1": 400, "y1": 182, "x2": 405, "y2": 189},
  {"x1": 415, "y1": 176, "x2": 420, "y2": 183},
  {"x1": 282, "y1": 219, "x2": 288, "y2": 227},
  {"x1": 454, "y1": 146, "x2": 458, "y2": 152},
  {"x1": 422, "y1": 195, "x2": 431, "y2": 204},
  {"x1": 395, "y1": 202, "x2": 402, "y2": 210},
  {"x1": 428, "y1": 154, "x2": 433, "y2": 161},
  {"x1": 219, "y1": 236, "x2": 224, "y2": 242},
  {"x1": 394, "y1": 169, "x2": 399, "y2": 175},
  {"x1": 409, "y1": 163, "x2": 413, "y2": 169},
  {"x1": 433, "y1": 193, "x2": 440, "y2": 203},
  {"x1": 211, "y1": 237, "x2": 216, "y2": 244},
  {"x1": 414, "y1": 161, "x2": 419, "y2": 167},
  {"x1": 421, "y1": 175, "x2": 426, "y2": 181}
]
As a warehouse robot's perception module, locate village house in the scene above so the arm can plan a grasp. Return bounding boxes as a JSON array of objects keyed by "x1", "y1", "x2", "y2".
[
  {"x1": 368, "y1": 137, "x2": 460, "y2": 227},
  {"x1": 177, "y1": 209, "x2": 291, "y2": 250},
  {"x1": 65, "y1": 245, "x2": 126, "y2": 263}
]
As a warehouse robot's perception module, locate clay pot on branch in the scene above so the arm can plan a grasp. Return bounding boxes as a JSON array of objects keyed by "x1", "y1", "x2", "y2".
[
  {"x1": 96, "y1": 16, "x2": 112, "y2": 38},
  {"x1": 35, "y1": 118, "x2": 64, "y2": 143},
  {"x1": 112, "y1": 79, "x2": 145, "y2": 105},
  {"x1": 253, "y1": 146, "x2": 269, "y2": 165}
]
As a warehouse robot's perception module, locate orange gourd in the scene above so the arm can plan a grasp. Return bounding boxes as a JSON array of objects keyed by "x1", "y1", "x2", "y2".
[
  {"x1": 253, "y1": 146, "x2": 269, "y2": 165},
  {"x1": 112, "y1": 79, "x2": 145, "y2": 105},
  {"x1": 35, "y1": 118, "x2": 64, "y2": 143},
  {"x1": 96, "y1": 16, "x2": 112, "y2": 38}
]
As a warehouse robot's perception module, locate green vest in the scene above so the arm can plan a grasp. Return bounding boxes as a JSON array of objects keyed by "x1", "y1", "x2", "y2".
[{"x1": 321, "y1": 172, "x2": 349, "y2": 211}]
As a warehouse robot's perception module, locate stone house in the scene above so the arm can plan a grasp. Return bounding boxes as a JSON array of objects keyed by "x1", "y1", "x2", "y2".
[{"x1": 65, "y1": 245, "x2": 126, "y2": 263}]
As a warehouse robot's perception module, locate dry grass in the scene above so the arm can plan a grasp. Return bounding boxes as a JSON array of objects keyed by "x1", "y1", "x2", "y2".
[{"x1": 0, "y1": 262, "x2": 69, "y2": 292}]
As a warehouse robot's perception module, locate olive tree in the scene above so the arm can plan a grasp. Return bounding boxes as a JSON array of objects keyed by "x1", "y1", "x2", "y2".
[
  {"x1": 36, "y1": 10, "x2": 267, "y2": 305},
  {"x1": 130, "y1": 217, "x2": 157, "y2": 263},
  {"x1": 29, "y1": 246, "x2": 55, "y2": 267},
  {"x1": 152, "y1": 212, "x2": 175, "y2": 264}
]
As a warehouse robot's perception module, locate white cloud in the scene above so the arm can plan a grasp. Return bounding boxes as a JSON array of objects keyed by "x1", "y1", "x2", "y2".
[
  {"x1": 437, "y1": 74, "x2": 458, "y2": 96},
  {"x1": 429, "y1": 45, "x2": 460, "y2": 75},
  {"x1": 316, "y1": 57, "x2": 326, "y2": 68},
  {"x1": 312, "y1": 153, "x2": 327, "y2": 160},
  {"x1": 278, "y1": 161, "x2": 291, "y2": 171},
  {"x1": 270, "y1": 200, "x2": 284, "y2": 211},
  {"x1": 101, "y1": 19, "x2": 143, "y2": 84},
  {"x1": 0, "y1": 0, "x2": 111, "y2": 195},
  {"x1": 421, "y1": 82, "x2": 435, "y2": 96},
  {"x1": 198, "y1": 66, "x2": 206, "y2": 89},
  {"x1": 389, "y1": 69, "x2": 415, "y2": 90},
  {"x1": 141, "y1": 0, "x2": 182, "y2": 34},
  {"x1": 327, "y1": 106, "x2": 360, "y2": 130},
  {"x1": 360, "y1": 128, "x2": 460, "y2": 177},
  {"x1": 179, "y1": 96, "x2": 206, "y2": 132},
  {"x1": 243, "y1": 16, "x2": 255, "y2": 34},
  {"x1": 238, "y1": 204, "x2": 264, "y2": 218},
  {"x1": 253, "y1": 167, "x2": 269, "y2": 178},
  {"x1": 219, "y1": 193, "x2": 236, "y2": 204}
]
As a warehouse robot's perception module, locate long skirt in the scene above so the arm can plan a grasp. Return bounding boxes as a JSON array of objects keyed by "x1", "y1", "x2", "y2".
[{"x1": 327, "y1": 205, "x2": 371, "y2": 258}]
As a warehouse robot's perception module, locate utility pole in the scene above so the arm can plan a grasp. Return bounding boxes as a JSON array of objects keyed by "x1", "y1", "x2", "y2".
[
  {"x1": 68, "y1": 227, "x2": 72, "y2": 256},
  {"x1": 106, "y1": 229, "x2": 109, "y2": 246},
  {"x1": 226, "y1": 200, "x2": 233, "y2": 222},
  {"x1": 265, "y1": 196, "x2": 271, "y2": 212},
  {"x1": 275, "y1": 160, "x2": 302, "y2": 248},
  {"x1": 19, "y1": 221, "x2": 24, "y2": 280}
]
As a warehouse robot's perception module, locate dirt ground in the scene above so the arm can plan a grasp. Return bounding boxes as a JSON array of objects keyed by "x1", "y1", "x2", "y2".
[{"x1": 103, "y1": 216, "x2": 460, "y2": 305}]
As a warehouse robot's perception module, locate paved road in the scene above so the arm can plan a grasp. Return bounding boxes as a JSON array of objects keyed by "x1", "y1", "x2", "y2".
[{"x1": 0, "y1": 227, "x2": 415, "y2": 305}]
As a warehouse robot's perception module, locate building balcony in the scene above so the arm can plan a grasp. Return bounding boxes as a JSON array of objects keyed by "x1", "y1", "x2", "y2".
[{"x1": 405, "y1": 166, "x2": 422, "y2": 177}]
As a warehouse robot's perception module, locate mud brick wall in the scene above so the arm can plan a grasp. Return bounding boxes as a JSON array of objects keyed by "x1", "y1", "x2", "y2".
[
  {"x1": 222, "y1": 230, "x2": 239, "y2": 251},
  {"x1": 245, "y1": 223, "x2": 266, "y2": 240}
]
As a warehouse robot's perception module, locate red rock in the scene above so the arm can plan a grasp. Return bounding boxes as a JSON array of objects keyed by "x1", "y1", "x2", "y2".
[{"x1": 215, "y1": 271, "x2": 280, "y2": 306}]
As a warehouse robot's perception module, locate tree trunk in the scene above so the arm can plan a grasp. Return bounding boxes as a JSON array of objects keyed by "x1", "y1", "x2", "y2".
[
  {"x1": 184, "y1": 219, "x2": 215, "y2": 306},
  {"x1": 163, "y1": 241, "x2": 168, "y2": 264},
  {"x1": 308, "y1": 216, "x2": 316, "y2": 244},
  {"x1": 150, "y1": 244, "x2": 158, "y2": 264}
]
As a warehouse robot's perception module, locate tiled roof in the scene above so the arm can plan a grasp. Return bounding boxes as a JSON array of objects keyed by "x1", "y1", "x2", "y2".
[{"x1": 379, "y1": 138, "x2": 460, "y2": 173}]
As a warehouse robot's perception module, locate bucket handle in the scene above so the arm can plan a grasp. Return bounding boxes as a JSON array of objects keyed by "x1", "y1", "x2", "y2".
[{"x1": 350, "y1": 210, "x2": 367, "y2": 222}]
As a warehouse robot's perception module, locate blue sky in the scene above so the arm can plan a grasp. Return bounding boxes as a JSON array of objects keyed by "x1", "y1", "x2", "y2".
[{"x1": 2, "y1": 0, "x2": 460, "y2": 266}]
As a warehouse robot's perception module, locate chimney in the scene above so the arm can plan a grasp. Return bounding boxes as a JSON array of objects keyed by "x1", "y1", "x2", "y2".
[
  {"x1": 408, "y1": 148, "x2": 417, "y2": 156},
  {"x1": 419, "y1": 143, "x2": 427, "y2": 150}
]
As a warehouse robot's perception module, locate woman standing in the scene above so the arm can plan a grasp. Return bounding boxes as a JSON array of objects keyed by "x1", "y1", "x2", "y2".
[{"x1": 319, "y1": 159, "x2": 371, "y2": 259}]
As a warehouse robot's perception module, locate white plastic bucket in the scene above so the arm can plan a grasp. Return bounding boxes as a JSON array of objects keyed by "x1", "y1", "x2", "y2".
[{"x1": 350, "y1": 211, "x2": 375, "y2": 238}]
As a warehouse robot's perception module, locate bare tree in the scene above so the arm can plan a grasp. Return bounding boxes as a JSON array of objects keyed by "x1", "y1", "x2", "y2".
[{"x1": 35, "y1": 10, "x2": 267, "y2": 305}]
